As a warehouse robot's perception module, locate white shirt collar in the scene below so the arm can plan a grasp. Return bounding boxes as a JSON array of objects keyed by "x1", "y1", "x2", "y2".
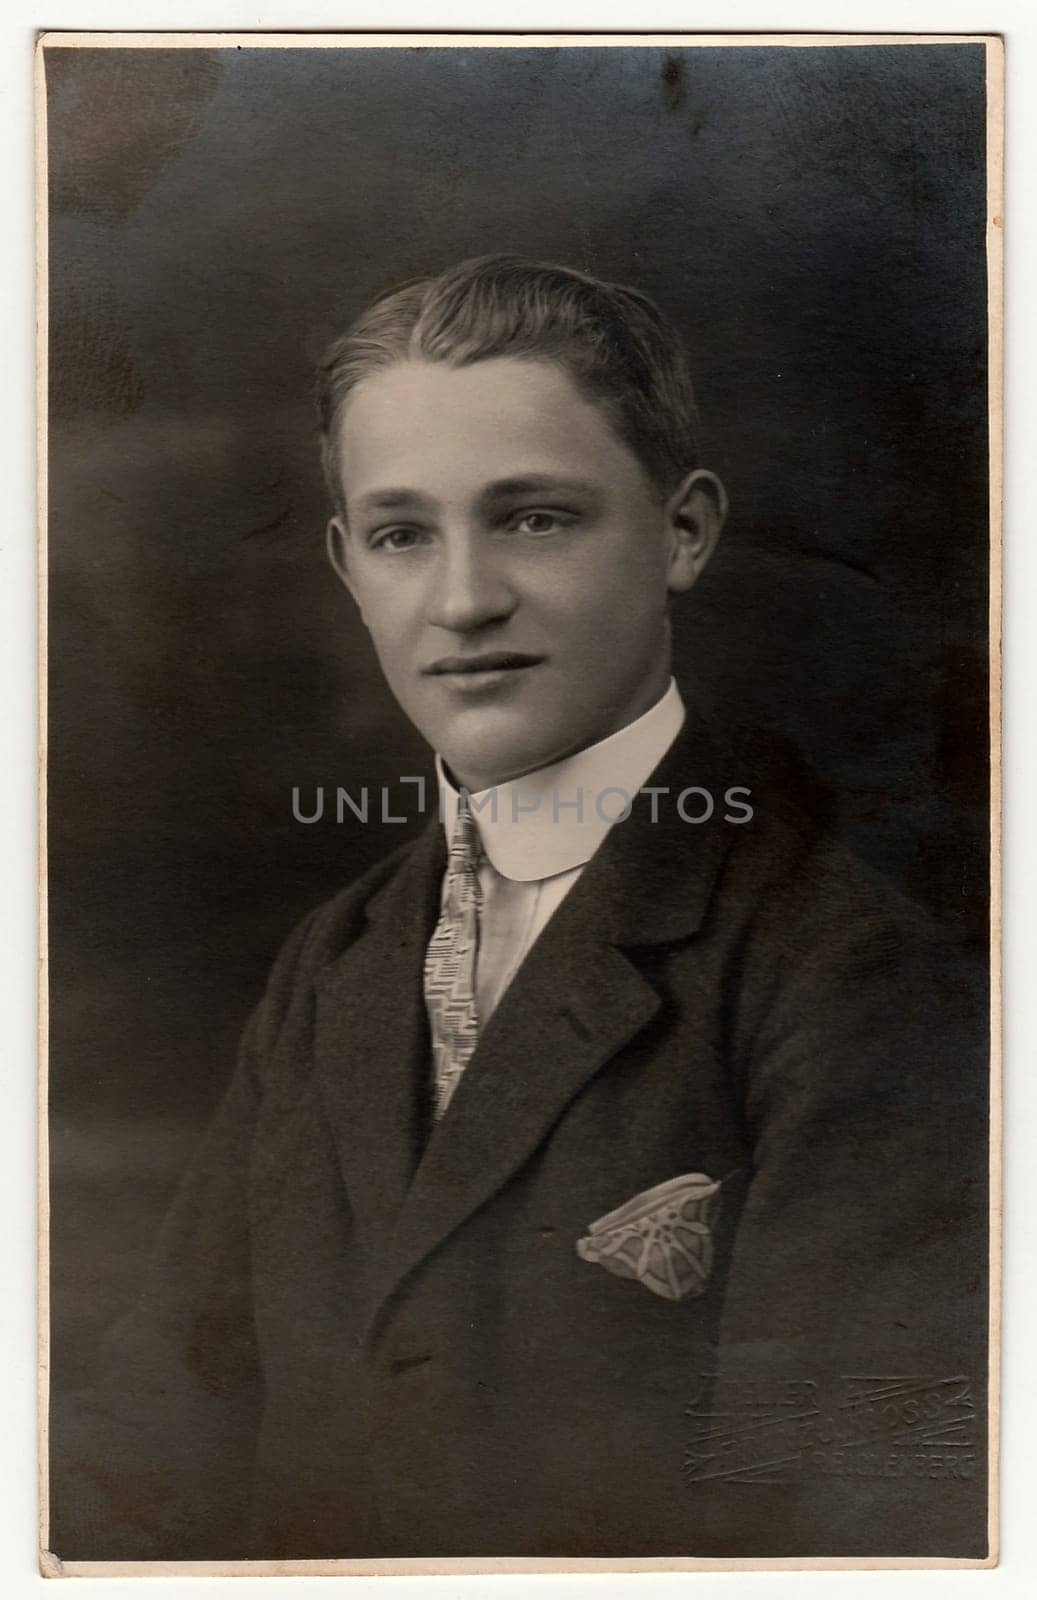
[{"x1": 436, "y1": 679, "x2": 685, "y2": 882}]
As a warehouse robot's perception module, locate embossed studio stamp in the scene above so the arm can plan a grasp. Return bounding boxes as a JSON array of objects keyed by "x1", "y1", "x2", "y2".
[{"x1": 683, "y1": 1376, "x2": 979, "y2": 1486}]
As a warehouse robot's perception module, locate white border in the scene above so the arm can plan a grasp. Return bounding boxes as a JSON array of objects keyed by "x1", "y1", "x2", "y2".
[
  {"x1": 32, "y1": 31, "x2": 1003, "y2": 1585},
  {"x1": 5, "y1": 4, "x2": 1033, "y2": 1596},
  {"x1": 37, "y1": 29, "x2": 995, "y2": 46}
]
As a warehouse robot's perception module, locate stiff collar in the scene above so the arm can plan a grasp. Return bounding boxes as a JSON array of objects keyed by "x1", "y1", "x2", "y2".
[{"x1": 436, "y1": 679, "x2": 685, "y2": 883}]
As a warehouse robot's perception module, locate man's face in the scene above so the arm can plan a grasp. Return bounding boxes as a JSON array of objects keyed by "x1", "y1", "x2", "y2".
[{"x1": 329, "y1": 355, "x2": 715, "y2": 792}]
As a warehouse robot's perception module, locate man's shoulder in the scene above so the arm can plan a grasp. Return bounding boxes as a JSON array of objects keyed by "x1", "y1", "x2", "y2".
[
  {"x1": 686, "y1": 715, "x2": 959, "y2": 961},
  {"x1": 262, "y1": 825, "x2": 436, "y2": 1000},
  {"x1": 664, "y1": 713, "x2": 843, "y2": 909},
  {"x1": 699, "y1": 720, "x2": 985, "y2": 1018}
]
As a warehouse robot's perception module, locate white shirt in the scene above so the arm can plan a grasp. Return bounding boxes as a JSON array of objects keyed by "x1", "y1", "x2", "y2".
[{"x1": 436, "y1": 679, "x2": 685, "y2": 1025}]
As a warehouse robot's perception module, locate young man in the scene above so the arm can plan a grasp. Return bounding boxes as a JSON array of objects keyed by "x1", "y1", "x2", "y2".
[{"x1": 50, "y1": 257, "x2": 988, "y2": 1562}]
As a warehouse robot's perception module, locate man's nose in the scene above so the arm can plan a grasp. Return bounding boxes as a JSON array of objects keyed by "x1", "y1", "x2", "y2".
[{"x1": 424, "y1": 531, "x2": 517, "y2": 634}]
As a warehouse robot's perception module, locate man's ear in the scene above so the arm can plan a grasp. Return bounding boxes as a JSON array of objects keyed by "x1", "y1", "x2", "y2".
[
  {"x1": 326, "y1": 516, "x2": 363, "y2": 617},
  {"x1": 664, "y1": 469, "x2": 728, "y2": 594}
]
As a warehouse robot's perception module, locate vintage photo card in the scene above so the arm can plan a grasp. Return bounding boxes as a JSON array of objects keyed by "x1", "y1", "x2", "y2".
[{"x1": 37, "y1": 31, "x2": 1002, "y2": 1574}]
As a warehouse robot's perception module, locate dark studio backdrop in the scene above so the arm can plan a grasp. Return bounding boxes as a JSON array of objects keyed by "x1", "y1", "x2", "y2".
[{"x1": 45, "y1": 43, "x2": 991, "y2": 1398}]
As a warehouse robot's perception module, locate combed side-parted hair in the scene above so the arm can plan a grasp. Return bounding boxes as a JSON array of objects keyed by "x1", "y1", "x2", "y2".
[{"x1": 316, "y1": 254, "x2": 702, "y2": 515}]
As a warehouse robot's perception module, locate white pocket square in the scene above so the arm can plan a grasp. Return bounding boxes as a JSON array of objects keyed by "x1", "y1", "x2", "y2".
[{"x1": 576, "y1": 1172, "x2": 721, "y2": 1301}]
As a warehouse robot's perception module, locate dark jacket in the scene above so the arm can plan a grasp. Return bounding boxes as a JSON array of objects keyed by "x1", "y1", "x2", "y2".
[{"x1": 49, "y1": 717, "x2": 989, "y2": 1561}]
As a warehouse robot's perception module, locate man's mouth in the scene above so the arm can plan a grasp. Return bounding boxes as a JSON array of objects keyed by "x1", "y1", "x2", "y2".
[{"x1": 423, "y1": 652, "x2": 545, "y2": 676}]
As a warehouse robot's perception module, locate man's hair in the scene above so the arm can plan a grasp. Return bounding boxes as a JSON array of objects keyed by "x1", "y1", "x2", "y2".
[{"x1": 316, "y1": 254, "x2": 702, "y2": 517}]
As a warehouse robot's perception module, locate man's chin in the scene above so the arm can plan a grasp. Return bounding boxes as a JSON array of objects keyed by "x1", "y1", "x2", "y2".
[
  {"x1": 433, "y1": 731, "x2": 559, "y2": 794},
  {"x1": 410, "y1": 700, "x2": 547, "y2": 784},
  {"x1": 439, "y1": 729, "x2": 609, "y2": 795}
]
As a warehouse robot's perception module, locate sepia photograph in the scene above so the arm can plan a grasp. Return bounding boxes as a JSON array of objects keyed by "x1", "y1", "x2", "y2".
[{"x1": 38, "y1": 31, "x2": 1000, "y2": 1573}]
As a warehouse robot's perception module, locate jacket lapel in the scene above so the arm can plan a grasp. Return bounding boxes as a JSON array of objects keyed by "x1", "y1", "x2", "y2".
[
  {"x1": 311, "y1": 821, "x2": 445, "y2": 1253},
  {"x1": 362, "y1": 712, "x2": 740, "y2": 1335}
]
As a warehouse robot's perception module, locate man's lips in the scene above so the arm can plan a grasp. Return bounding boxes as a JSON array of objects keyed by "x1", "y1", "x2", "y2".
[{"x1": 422, "y1": 652, "x2": 545, "y2": 675}]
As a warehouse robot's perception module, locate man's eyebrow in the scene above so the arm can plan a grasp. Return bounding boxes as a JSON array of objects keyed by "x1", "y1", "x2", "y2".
[
  {"x1": 481, "y1": 475, "x2": 600, "y2": 500},
  {"x1": 352, "y1": 477, "x2": 601, "y2": 516},
  {"x1": 352, "y1": 487, "x2": 439, "y2": 514}
]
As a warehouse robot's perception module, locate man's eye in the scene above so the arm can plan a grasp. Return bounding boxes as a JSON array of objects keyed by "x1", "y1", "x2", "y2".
[
  {"x1": 372, "y1": 527, "x2": 424, "y2": 552},
  {"x1": 511, "y1": 510, "x2": 571, "y2": 536}
]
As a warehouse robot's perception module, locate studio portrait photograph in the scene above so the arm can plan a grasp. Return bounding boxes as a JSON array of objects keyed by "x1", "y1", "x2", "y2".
[{"x1": 37, "y1": 31, "x2": 1000, "y2": 1574}]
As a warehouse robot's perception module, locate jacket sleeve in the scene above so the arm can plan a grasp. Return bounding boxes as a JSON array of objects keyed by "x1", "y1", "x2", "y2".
[
  {"x1": 46, "y1": 906, "x2": 321, "y2": 1564},
  {"x1": 696, "y1": 842, "x2": 990, "y2": 1557}
]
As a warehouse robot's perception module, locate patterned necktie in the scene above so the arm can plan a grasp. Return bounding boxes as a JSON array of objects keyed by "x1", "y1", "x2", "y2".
[{"x1": 424, "y1": 804, "x2": 483, "y2": 1119}]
